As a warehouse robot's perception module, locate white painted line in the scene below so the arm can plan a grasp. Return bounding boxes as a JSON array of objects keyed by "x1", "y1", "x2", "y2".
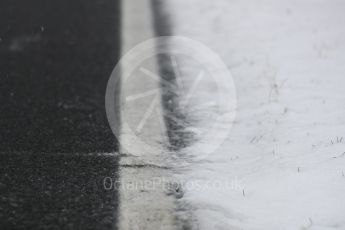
[{"x1": 117, "y1": 0, "x2": 177, "y2": 229}]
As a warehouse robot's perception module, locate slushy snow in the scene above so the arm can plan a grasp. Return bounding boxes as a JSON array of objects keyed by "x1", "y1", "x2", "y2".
[{"x1": 163, "y1": 0, "x2": 345, "y2": 229}]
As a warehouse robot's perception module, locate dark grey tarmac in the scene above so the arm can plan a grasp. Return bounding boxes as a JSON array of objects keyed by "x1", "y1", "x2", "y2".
[{"x1": 0, "y1": 0, "x2": 121, "y2": 229}]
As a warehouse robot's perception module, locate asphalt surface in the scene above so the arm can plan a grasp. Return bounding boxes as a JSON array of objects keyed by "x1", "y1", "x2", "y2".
[
  {"x1": 152, "y1": 0, "x2": 195, "y2": 151},
  {"x1": 0, "y1": 0, "x2": 121, "y2": 229}
]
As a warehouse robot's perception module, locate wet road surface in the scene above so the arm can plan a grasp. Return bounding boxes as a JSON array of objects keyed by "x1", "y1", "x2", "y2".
[{"x1": 0, "y1": 0, "x2": 121, "y2": 229}]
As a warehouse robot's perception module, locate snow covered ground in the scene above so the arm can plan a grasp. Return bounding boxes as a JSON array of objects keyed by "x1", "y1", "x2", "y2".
[{"x1": 163, "y1": 0, "x2": 345, "y2": 229}]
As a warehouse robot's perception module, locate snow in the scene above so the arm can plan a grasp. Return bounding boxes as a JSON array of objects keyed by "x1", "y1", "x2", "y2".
[{"x1": 163, "y1": 0, "x2": 345, "y2": 229}]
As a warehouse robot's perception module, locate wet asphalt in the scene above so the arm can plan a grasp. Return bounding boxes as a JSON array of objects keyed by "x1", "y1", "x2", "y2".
[
  {"x1": 0, "y1": 0, "x2": 121, "y2": 229},
  {"x1": 152, "y1": 0, "x2": 195, "y2": 151}
]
